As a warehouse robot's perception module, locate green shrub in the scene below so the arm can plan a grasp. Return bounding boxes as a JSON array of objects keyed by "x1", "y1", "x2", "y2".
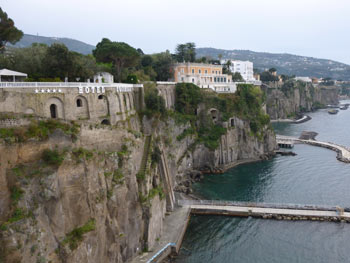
[
  {"x1": 0, "y1": 119, "x2": 80, "y2": 144},
  {"x1": 151, "y1": 145, "x2": 161, "y2": 166},
  {"x1": 63, "y1": 219, "x2": 96, "y2": 250},
  {"x1": 144, "y1": 87, "x2": 166, "y2": 118},
  {"x1": 10, "y1": 186, "x2": 24, "y2": 204},
  {"x1": 175, "y1": 83, "x2": 203, "y2": 115},
  {"x1": 125, "y1": 74, "x2": 138, "y2": 84},
  {"x1": 117, "y1": 145, "x2": 129, "y2": 167},
  {"x1": 72, "y1": 148, "x2": 93, "y2": 162},
  {"x1": 42, "y1": 149, "x2": 65, "y2": 166},
  {"x1": 148, "y1": 187, "x2": 165, "y2": 200},
  {"x1": 112, "y1": 169, "x2": 124, "y2": 185},
  {"x1": 8, "y1": 208, "x2": 27, "y2": 223},
  {"x1": 176, "y1": 127, "x2": 196, "y2": 141}
]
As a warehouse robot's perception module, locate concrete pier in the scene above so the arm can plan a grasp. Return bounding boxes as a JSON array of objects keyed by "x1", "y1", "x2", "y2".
[
  {"x1": 178, "y1": 200, "x2": 350, "y2": 223},
  {"x1": 276, "y1": 135, "x2": 350, "y2": 163}
]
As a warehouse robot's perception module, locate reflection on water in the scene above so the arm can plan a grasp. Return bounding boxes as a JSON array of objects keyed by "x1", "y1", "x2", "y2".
[{"x1": 176, "y1": 104, "x2": 350, "y2": 263}]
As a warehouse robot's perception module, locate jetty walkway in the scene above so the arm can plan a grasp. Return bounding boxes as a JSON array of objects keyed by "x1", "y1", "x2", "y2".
[
  {"x1": 178, "y1": 199, "x2": 350, "y2": 223},
  {"x1": 276, "y1": 135, "x2": 350, "y2": 163}
]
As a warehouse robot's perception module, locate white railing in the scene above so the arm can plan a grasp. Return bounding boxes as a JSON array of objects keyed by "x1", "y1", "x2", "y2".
[
  {"x1": 0, "y1": 82, "x2": 143, "y2": 88},
  {"x1": 177, "y1": 199, "x2": 345, "y2": 211}
]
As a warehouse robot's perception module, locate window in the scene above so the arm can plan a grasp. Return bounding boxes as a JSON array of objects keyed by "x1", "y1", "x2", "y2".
[
  {"x1": 98, "y1": 95, "x2": 104, "y2": 100},
  {"x1": 212, "y1": 71, "x2": 214, "y2": 74},
  {"x1": 216, "y1": 71, "x2": 218, "y2": 74},
  {"x1": 181, "y1": 77, "x2": 184, "y2": 82},
  {"x1": 76, "y1": 98, "x2": 82, "y2": 107},
  {"x1": 205, "y1": 70, "x2": 208, "y2": 74},
  {"x1": 192, "y1": 69, "x2": 194, "y2": 74},
  {"x1": 181, "y1": 68, "x2": 184, "y2": 73},
  {"x1": 214, "y1": 77, "x2": 216, "y2": 82},
  {"x1": 199, "y1": 69, "x2": 201, "y2": 74},
  {"x1": 192, "y1": 78, "x2": 195, "y2": 83}
]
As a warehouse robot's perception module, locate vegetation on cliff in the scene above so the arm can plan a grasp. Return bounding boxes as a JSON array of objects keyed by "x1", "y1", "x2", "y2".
[
  {"x1": 171, "y1": 83, "x2": 270, "y2": 150},
  {"x1": 0, "y1": 118, "x2": 79, "y2": 144}
]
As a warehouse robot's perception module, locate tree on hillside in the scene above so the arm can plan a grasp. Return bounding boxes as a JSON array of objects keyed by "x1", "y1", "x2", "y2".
[
  {"x1": 231, "y1": 72, "x2": 244, "y2": 82},
  {"x1": 175, "y1": 42, "x2": 196, "y2": 62},
  {"x1": 93, "y1": 38, "x2": 140, "y2": 82},
  {"x1": 9, "y1": 43, "x2": 48, "y2": 79},
  {"x1": 152, "y1": 50, "x2": 173, "y2": 81},
  {"x1": 43, "y1": 43, "x2": 74, "y2": 80},
  {"x1": 260, "y1": 70, "x2": 279, "y2": 82},
  {"x1": 0, "y1": 8, "x2": 23, "y2": 52}
]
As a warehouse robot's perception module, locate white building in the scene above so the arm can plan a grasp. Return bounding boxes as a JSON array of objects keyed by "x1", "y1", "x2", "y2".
[
  {"x1": 221, "y1": 60, "x2": 255, "y2": 82},
  {"x1": 93, "y1": 72, "x2": 114, "y2": 84},
  {"x1": 173, "y1": 62, "x2": 237, "y2": 93}
]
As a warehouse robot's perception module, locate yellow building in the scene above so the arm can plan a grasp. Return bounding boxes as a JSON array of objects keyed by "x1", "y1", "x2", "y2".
[{"x1": 173, "y1": 63, "x2": 236, "y2": 93}]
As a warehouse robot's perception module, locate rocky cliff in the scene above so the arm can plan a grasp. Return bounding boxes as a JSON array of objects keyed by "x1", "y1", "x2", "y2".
[
  {"x1": 0, "y1": 86, "x2": 276, "y2": 263},
  {"x1": 264, "y1": 81, "x2": 339, "y2": 120}
]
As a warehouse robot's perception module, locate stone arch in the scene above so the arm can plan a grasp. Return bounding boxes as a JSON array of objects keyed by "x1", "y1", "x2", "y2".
[
  {"x1": 208, "y1": 108, "x2": 219, "y2": 124},
  {"x1": 75, "y1": 95, "x2": 89, "y2": 120},
  {"x1": 96, "y1": 95, "x2": 109, "y2": 118},
  {"x1": 46, "y1": 97, "x2": 64, "y2": 119},
  {"x1": 101, "y1": 119, "x2": 110, "y2": 125}
]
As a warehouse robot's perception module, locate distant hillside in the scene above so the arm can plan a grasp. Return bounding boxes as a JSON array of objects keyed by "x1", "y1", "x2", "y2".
[
  {"x1": 10, "y1": 34, "x2": 95, "y2": 55},
  {"x1": 196, "y1": 48, "x2": 350, "y2": 80}
]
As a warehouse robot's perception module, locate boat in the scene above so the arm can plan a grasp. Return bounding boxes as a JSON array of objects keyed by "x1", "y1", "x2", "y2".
[
  {"x1": 340, "y1": 105, "x2": 349, "y2": 110},
  {"x1": 328, "y1": 109, "x2": 339, "y2": 114}
]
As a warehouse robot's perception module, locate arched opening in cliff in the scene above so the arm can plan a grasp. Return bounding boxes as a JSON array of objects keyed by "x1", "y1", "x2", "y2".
[
  {"x1": 101, "y1": 119, "x2": 110, "y2": 125},
  {"x1": 230, "y1": 118, "x2": 235, "y2": 127},
  {"x1": 50, "y1": 104, "x2": 57, "y2": 118},
  {"x1": 209, "y1": 108, "x2": 219, "y2": 124}
]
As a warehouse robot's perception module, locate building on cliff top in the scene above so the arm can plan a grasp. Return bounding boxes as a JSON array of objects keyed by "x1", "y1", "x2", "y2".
[
  {"x1": 220, "y1": 60, "x2": 257, "y2": 83},
  {"x1": 0, "y1": 69, "x2": 28, "y2": 82},
  {"x1": 0, "y1": 80, "x2": 144, "y2": 126},
  {"x1": 173, "y1": 62, "x2": 237, "y2": 93}
]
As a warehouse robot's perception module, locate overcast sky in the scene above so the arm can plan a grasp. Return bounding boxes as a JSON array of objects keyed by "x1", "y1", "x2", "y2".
[{"x1": 2, "y1": 0, "x2": 350, "y2": 64}]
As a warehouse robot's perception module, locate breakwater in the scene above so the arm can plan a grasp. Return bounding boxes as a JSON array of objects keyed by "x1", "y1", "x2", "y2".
[
  {"x1": 276, "y1": 135, "x2": 350, "y2": 163},
  {"x1": 178, "y1": 200, "x2": 350, "y2": 223}
]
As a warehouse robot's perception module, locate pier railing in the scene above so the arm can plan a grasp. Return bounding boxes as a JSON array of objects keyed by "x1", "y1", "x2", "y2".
[{"x1": 177, "y1": 199, "x2": 348, "y2": 212}]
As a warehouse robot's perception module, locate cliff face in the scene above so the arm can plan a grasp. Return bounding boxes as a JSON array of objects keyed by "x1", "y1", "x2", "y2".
[
  {"x1": 264, "y1": 82, "x2": 339, "y2": 120},
  {"x1": 0, "y1": 119, "x2": 167, "y2": 263},
  {"x1": 0, "y1": 112, "x2": 276, "y2": 263}
]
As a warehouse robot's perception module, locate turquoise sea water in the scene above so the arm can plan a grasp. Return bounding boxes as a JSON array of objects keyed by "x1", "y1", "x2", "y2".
[{"x1": 176, "y1": 102, "x2": 350, "y2": 263}]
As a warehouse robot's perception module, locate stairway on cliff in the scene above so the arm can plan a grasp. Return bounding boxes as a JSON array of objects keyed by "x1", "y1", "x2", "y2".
[{"x1": 138, "y1": 135, "x2": 152, "y2": 177}]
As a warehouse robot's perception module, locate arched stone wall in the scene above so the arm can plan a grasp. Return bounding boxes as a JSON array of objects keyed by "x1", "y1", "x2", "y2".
[
  {"x1": 46, "y1": 97, "x2": 64, "y2": 119},
  {"x1": 123, "y1": 94, "x2": 130, "y2": 112},
  {"x1": 96, "y1": 95, "x2": 109, "y2": 117},
  {"x1": 128, "y1": 93, "x2": 134, "y2": 110},
  {"x1": 74, "y1": 95, "x2": 89, "y2": 120},
  {"x1": 115, "y1": 93, "x2": 123, "y2": 114}
]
